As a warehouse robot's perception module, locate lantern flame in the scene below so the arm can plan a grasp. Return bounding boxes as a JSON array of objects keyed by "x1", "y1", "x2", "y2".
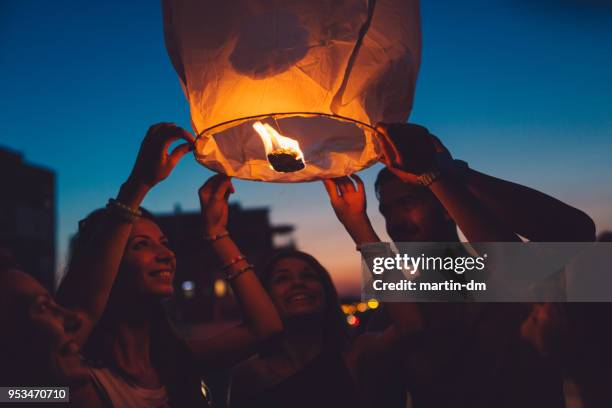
[
  {"x1": 253, "y1": 122, "x2": 304, "y2": 160},
  {"x1": 253, "y1": 121, "x2": 305, "y2": 172}
]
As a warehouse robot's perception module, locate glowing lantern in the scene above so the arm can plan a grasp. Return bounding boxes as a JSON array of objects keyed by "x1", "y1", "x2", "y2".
[{"x1": 163, "y1": 0, "x2": 421, "y2": 182}]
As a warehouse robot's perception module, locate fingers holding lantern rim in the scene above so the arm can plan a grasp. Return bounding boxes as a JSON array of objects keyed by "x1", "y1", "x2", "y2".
[
  {"x1": 199, "y1": 174, "x2": 231, "y2": 206},
  {"x1": 375, "y1": 123, "x2": 402, "y2": 168},
  {"x1": 145, "y1": 123, "x2": 195, "y2": 151}
]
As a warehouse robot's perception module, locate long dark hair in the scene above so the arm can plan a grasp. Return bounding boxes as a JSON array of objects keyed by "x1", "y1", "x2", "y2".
[
  {"x1": 258, "y1": 250, "x2": 352, "y2": 353},
  {"x1": 65, "y1": 208, "x2": 206, "y2": 406}
]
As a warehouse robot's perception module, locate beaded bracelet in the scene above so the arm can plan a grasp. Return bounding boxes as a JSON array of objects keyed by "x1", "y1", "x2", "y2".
[
  {"x1": 204, "y1": 230, "x2": 229, "y2": 242},
  {"x1": 226, "y1": 263, "x2": 254, "y2": 281},
  {"x1": 106, "y1": 198, "x2": 142, "y2": 222},
  {"x1": 221, "y1": 255, "x2": 246, "y2": 270}
]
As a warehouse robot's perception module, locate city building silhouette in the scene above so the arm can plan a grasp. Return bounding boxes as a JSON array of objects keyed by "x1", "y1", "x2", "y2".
[{"x1": 0, "y1": 147, "x2": 55, "y2": 291}]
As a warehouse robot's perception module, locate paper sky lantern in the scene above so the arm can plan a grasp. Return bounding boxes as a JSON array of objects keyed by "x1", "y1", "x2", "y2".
[{"x1": 163, "y1": 0, "x2": 421, "y2": 182}]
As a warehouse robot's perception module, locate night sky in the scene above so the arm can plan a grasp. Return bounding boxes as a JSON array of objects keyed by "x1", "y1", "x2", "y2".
[{"x1": 2, "y1": 0, "x2": 611, "y2": 294}]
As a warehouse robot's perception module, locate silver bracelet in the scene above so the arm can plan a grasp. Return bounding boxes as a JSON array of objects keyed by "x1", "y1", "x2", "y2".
[
  {"x1": 106, "y1": 198, "x2": 142, "y2": 221},
  {"x1": 222, "y1": 255, "x2": 246, "y2": 270},
  {"x1": 226, "y1": 263, "x2": 254, "y2": 281},
  {"x1": 204, "y1": 230, "x2": 229, "y2": 242}
]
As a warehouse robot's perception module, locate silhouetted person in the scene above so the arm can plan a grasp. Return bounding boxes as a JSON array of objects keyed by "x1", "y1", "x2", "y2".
[
  {"x1": 0, "y1": 251, "x2": 85, "y2": 388},
  {"x1": 322, "y1": 122, "x2": 596, "y2": 407},
  {"x1": 554, "y1": 230, "x2": 612, "y2": 407},
  {"x1": 0, "y1": 250, "x2": 112, "y2": 406}
]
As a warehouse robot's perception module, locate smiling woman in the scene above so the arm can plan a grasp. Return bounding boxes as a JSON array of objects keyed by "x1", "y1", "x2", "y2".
[
  {"x1": 55, "y1": 124, "x2": 283, "y2": 407},
  {"x1": 0, "y1": 252, "x2": 87, "y2": 388},
  {"x1": 258, "y1": 251, "x2": 349, "y2": 348},
  {"x1": 228, "y1": 249, "x2": 421, "y2": 408},
  {"x1": 229, "y1": 250, "x2": 356, "y2": 408},
  {"x1": 119, "y1": 214, "x2": 176, "y2": 297},
  {"x1": 65, "y1": 206, "x2": 205, "y2": 407},
  {"x1": 72, "y1": 208, "x2": 176, "y2": 299}
]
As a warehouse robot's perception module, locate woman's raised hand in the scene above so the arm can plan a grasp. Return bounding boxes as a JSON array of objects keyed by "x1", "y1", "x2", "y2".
[
  {"x1": 127, "y1": 123, "x2": 194, "y2": 189},
  {"x1": 199, "y1": 174, "x2": 235, "y2": 236},
  {"x1": 323, "y1": 175, "x2": 379, "y2": 245},
  {"x1": 323, "y1": 175, "x2": 367, "y2": 227}
]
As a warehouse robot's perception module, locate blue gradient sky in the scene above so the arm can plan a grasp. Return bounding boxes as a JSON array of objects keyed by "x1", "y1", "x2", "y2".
[{"x1": 2, "y1": 0, "x2": 611, "y2": 294}]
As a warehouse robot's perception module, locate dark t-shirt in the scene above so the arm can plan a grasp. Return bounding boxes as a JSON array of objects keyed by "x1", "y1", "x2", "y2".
[
  {"x1": 369, "y1": 303, "x2": 565, "y2": 408},
  {"x1": 230, "y1": 347, "x2": 363, "y2": 408}
]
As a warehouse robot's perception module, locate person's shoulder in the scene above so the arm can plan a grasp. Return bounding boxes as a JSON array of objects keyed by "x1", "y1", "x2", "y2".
[
  {"x1": 233, "y1": 354, "x2": 267, "y2": 375},
  {"x1": 351, "y1": 331, "x2": 384, "y2": 357},
  {"x1": 231, "y1": 355, "x2": 278, "y2": 396},
  {"x1": 70, "y1": 367, "x2": 113, "y2": 408},
  {"x1": 346, "y1": 332, "x2": 382, "y2": 371},
  {"x1": 70, "y1": 381, "x2": 109, "y2": 408},
  {"x1": 348, "y1": 329, "x2": 404, "y2": 374}
]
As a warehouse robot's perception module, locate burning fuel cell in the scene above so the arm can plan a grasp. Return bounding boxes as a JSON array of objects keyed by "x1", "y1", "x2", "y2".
[
  {"x1": 266, "y1": 149, "x2": 305, "y2": 173},
  {"x1": 253, "y1": 122, "x2": 305, "y2": 173}
]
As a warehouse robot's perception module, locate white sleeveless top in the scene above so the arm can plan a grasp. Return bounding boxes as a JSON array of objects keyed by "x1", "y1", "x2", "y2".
[{"x1": 89, "y1": 366, "x2": 171, "y2": 408}]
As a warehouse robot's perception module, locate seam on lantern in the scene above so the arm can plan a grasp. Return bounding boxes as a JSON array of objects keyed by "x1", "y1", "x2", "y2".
[{"x1": 330, "y1": 0, "x2": 377, "y2": 114}]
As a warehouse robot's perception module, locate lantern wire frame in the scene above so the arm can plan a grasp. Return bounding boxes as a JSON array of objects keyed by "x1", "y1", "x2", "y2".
[
  {"x1": 192, "y1": 111, "x2": 384, "y2": 181},
  {"x1": 195, "y1": 111, "x2": 382, "y2": 139}
]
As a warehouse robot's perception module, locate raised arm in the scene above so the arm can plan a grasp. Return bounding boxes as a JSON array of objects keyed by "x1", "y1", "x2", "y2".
[
  {"x1": 56, "y1": 123, "x2": 193, "y2": 346},
  {"x1": 323, "y1": 176, "x2": 423, "y2": 340},
  {"x1": 185, "y1": 175, "x2": 282, "y2": 369},
  {"x1": 376, "y1": 123, "x2": 521, "y2": 242},
  {"x1": 463, "y1": 169, "x2": 595, "y2": 242},
  {"x1": 377, "y1": 123, "x2": 595, "y2": 242}
]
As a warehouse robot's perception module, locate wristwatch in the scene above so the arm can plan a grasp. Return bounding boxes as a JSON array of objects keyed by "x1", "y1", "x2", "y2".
[
  {"x1": 417, "y1": 157, "x2": 469, "y2": 187},
  {"x1": 417, "y1": 171, "x2": 441, "y2": 187}
]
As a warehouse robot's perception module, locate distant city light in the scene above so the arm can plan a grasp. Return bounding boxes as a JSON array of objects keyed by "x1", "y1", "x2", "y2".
[
  {"x1": 342, "y1": 300, "x2": 380, "y2": 316},
  {"x1": 367, "y1": 299, "x2": 379, "y2": 309},
  {"x1": 182, "y1": 280, "x2": 195, "y2": 299},
  {"x1": 182, "y1": 280, "x2": 195, "y2": 291},
  {"x1": 346, "y1": 314, "x2": 360, "y2": 326},
  {"x1": 214, "y1": 279, "x2": 227, "y2": 297}
]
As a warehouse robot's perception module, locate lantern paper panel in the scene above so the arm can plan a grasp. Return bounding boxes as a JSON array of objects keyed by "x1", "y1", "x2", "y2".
[{"x1": 163, "y1": 0, "x2": 421, "y2": 182}]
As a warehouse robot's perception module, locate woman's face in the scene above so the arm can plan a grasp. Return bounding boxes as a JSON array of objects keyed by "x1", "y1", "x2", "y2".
[
  {"x1": 267, "y1": 257, "x2": 326, "y2": 320},
  {"x1": 2, "y1": 270, "x2": 87, "y2": 385},
  {"x1": 119, "y1": 218, "x2": 176, "y2": 298}
]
